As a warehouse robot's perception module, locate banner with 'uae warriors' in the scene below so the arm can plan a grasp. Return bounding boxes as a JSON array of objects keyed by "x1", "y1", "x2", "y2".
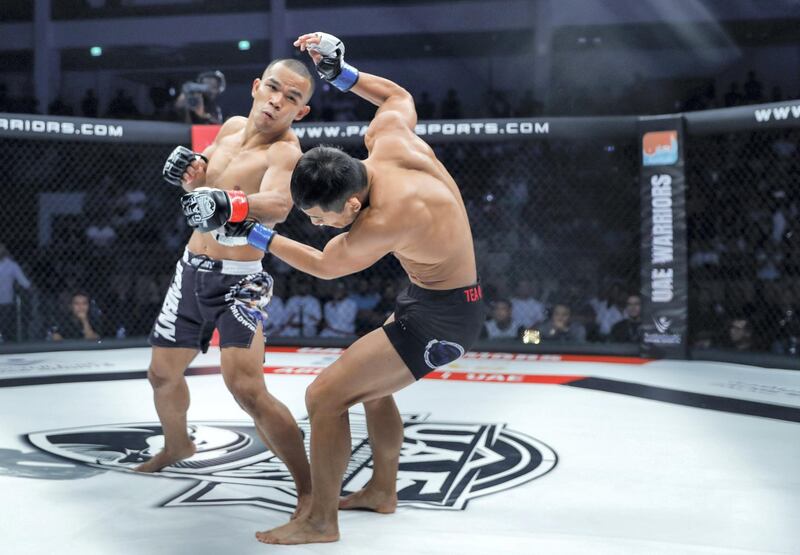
[{"x1": 638, "y1": 116, "x2": 688, "y2": 358}]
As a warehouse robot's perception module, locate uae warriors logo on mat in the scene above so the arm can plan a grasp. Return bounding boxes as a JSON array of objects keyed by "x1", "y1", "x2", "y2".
[{"x1": 21, "y1": 415, "x2": 556, "y2": 513}]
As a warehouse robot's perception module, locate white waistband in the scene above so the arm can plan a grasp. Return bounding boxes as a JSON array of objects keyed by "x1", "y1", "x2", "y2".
[{"x1": 182, "y1": 249, "x2": 264, "y2": 276}]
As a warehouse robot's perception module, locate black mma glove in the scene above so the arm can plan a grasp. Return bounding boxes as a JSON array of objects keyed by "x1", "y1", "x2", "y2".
[
  {"x1": 162, "y1": 145, "x2": 207, "y2": 187},
  {"x1": 180, "y1": 187, "x2": 250, "y2": 233}
]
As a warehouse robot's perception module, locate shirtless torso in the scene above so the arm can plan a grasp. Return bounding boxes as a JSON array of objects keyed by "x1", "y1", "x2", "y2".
[
  {"x1": 359, "y1": 129, "x2": 477, "y2": 289},
  {"x1": 186, "y1": 117, "x2": 301, "y2": 261},
  {"x1": 253, "y1": 33, "x2": 486, "y2": 546}
]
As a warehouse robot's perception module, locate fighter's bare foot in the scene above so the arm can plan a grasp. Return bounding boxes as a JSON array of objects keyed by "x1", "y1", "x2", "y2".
[
  {"x1": 133, "y1": 443, "x2": 195, "y2": 473},
  {"x1": 292, "y1": 494, "x2": 312, "y2": 520},
  {"x1": 339, "y1": 486, "x2": 397, "y2": 513},
  {"x1": 255, "y1": 517, "x2": 339, "y2": 545}
]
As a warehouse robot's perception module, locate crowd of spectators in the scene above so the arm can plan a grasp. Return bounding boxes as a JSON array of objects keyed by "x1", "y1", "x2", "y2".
[{"x1": 2, "y1": 71, "x2": 799, "y2": 360}]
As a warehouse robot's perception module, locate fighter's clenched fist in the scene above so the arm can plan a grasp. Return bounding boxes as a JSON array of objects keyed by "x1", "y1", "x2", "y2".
[
  {"x1": 162, "y1": 145, "x2": 208, "y2": 188},
  {"x1": 294, "y1": 32, "x2": 359, "y2": 92}
]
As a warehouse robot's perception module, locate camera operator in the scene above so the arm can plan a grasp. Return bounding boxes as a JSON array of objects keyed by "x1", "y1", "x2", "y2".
[{"x1": 175, "y1": 70, "x2": 226, "y2": 124}]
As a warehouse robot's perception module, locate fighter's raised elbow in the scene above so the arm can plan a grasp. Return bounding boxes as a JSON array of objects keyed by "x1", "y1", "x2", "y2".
[{"x1": 367, "y1": 106, "x2": 417, "y2": 146}]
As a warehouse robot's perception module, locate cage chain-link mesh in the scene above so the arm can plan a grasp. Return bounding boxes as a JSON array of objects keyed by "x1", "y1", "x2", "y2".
[
  {"x1": 686, "y1": 128, "x2": 800, "y2": 357},
  {"x1": 1, "y1": 135, "x2": 640, "y2": 346}
]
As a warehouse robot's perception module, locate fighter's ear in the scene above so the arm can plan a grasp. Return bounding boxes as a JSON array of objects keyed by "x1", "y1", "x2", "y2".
[
  {"x1": 294, "y1": 105, "x2": 311, "y2": 122},
  {"x1": 346, "y1": 196, "x2": 363, "y2": 213},
  {"x1": 251, "y1": 79, "x2": 260, "y2": 98}
]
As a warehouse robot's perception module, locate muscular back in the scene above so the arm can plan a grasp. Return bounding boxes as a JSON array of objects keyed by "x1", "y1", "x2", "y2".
[
  {"x1": 187, "y1": 117, "x2": 299, "y2": 261},
  {"x1": 364, "y1": 127, "x2": 478, "y2": 289}
]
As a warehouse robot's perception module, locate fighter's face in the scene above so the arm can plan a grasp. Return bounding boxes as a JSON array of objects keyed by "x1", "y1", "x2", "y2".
[
  {"x1": 302, "y1": 199, "x2": 362, "y2": 229},
  {"x1": 251, "y1": 64, "x2": 311, "y2": 132}
]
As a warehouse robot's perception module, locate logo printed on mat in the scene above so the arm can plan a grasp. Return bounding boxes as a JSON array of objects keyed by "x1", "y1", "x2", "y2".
[{"x1": 24, "y1": 417, "x2": 556, "y2": 513}]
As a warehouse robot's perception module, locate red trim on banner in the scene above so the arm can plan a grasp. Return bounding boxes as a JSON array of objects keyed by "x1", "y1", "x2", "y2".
[
  {"x1": 260, "y1": 366, "x2": 585, "y2": 384},
  {"x1": 191, "y1": 124, "x2": 222, "y2": 153},
  {"x1": 424, "y1": 371, "x2": 585, "y2": 384}
]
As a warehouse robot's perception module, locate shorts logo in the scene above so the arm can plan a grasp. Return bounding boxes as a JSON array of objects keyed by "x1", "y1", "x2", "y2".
[
  {"x1": 423, "y1": 339, "x2": 465, "y2": 369},
  {"x1": 643, "y1": 130, "x2": 679, "y2": 166},
  {"x1": 463, "y1": 286, "x2": 483, "y2": 303},
  {"x1": 153, "y1": 261, "x2": 183, "y2": 342},
  {"x1": 20, "y1": 417, "x2": 556, "y2": 513}
]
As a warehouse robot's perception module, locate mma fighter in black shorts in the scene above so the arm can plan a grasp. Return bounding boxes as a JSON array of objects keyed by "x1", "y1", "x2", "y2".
[
  {"x1": 213, "y1": 33, "x2": 488, "y2": 544},
  {"x1": 137, "y1": 59, "x2": 315, "y2": 521}
]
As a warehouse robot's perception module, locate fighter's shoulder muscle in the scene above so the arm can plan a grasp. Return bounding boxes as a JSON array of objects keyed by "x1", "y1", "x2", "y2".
[
  {"x1": 265, "y1": 134, "x2": 302, "y2": 165},
  {"x1": 218, "y1": 116, "x2": 247, "y2": 138}
]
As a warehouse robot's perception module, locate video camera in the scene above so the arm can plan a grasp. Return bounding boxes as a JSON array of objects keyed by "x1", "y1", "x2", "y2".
[{"x1": 181, "y1": 70, "x2": 226, "y2": 109}]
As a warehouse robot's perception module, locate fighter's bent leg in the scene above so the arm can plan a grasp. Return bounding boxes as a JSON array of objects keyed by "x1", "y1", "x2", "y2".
[
  {"x1": 220, "y1": 327, "x2": 312, "y2": 518},
  {"x1": 339, "y1": 395, "x2": 402, "y2": 513},
  {"x1": 134, "y1": 346, "x2": 198, "y2": 472},
  {"x1": 257, "y1": 326, "x2": 415, "y2": 545}
]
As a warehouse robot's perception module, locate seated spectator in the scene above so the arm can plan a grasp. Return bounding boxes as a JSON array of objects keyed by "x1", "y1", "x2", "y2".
[
  {"x1": 320, "y1": 282, "x2": 358, "y2": 338},
  {"x1": 536, "y1": 303, "x2": 586, "y2": 343},
  {"x1": 589, "y1": 282, "x2": 626, "y2": 337},
  {"x1": 282, "y1": 277, "x2": 321, "y2": 338},
  {"x1": 362, "y1": 279, "x2": 399, "y2": 329},
  {"x1": 721, "y1": 316, "x2": 754, "y2": 351},
  {"x1": 50, "y1": 291, "x2": 104, "y2": 341},
  {"x1": 264, "y1": 279, "x2": 287, "y2": 339},
  {"x1": 482, "y1": 298, "x2": 524, "y2": 340},
  {"x1": 349, "y1": 277, "x2": 380, "y2": 311},
  {"x1": 768, "y1": 287, "x2": 800, "y2": 356},
  {"x1": 510, "y1": 279, "x2": 546, "y2": 329},
  {"x1": 692, "y1": 330, "x2": 715, "y2": 350},
  {"x1": 349, "y1": 277, "x2": 380, "y2": 335},
  {"x1": 609, "y1": 294, "x2": 643, "y2": 343}
]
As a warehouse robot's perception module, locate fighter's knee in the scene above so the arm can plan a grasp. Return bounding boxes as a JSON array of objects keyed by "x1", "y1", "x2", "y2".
[
  {"x1": 147, "y1": 365, "x2": 175, "y2": 388},
  {"x1": 305, "y1": 378, "x2": 345, "y2": 417},
  {"x1": 227, "y1": 379, "x2": 265, "y2": 414}
]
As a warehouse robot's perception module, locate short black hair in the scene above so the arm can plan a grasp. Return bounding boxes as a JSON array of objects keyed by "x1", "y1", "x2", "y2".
[
  {"x1": 291, "y1": 146, "x2": 368, "y2": 212},
  {"x1": 263, "y1": 59, "x2": 315, "y2": 100}
]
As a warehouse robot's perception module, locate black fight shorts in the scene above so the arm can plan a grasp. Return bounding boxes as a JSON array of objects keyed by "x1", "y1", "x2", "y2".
[
  {"x1": 383, "y1": 282, "x2": 487, "y2": 380},
  {"x1": 149, "y1": 249, "x2": 267, "y2": 352}
]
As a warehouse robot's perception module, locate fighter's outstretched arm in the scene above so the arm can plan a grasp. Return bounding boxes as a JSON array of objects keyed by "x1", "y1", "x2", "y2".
[
  {"x1": 267, "y1": 231, "x2": 387, "y2": 281},
  {"x1": 220, "y1": 214, "x2": 398, "y2": 281},
  {"x1": 244, "y1": 141, "x2": 301, "y2": 227}
]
